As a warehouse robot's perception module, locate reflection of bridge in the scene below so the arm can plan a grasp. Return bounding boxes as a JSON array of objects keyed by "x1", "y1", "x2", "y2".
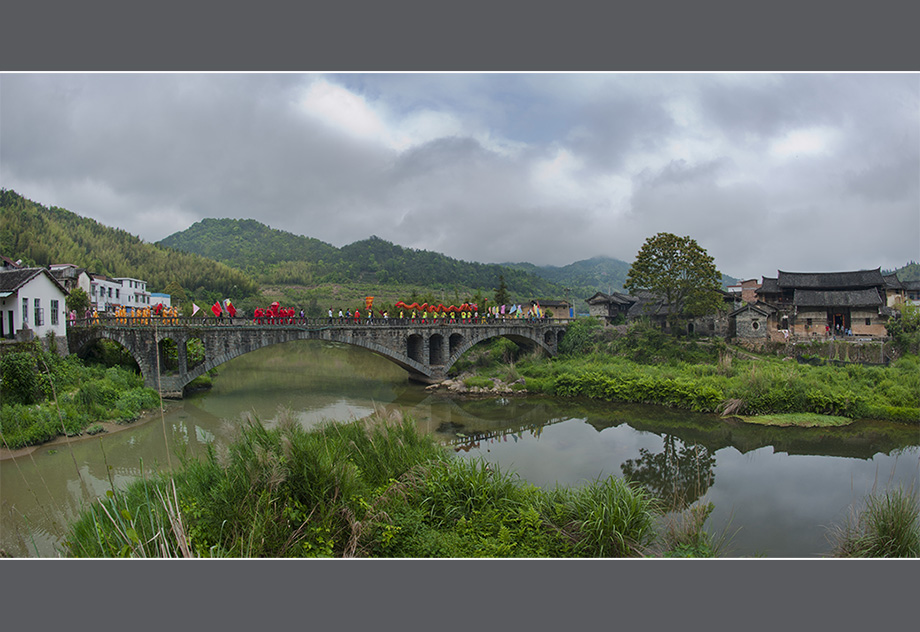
[{"x1": 68, "y1": 317, "x2": 568, "y2": 397}]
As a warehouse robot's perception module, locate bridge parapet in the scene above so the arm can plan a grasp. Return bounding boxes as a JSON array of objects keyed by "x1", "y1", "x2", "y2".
[{"x1": 67, "y1": 317, "x2": 568, "y2": 396}]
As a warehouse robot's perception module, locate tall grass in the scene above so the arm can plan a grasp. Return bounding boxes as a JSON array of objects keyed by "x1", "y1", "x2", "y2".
[
  {"x1": 64, "y1": 411, "x2": 691, "y2": 558},
  {"x1": 829, "y1": 485, "x2": 920, "y2": 558}
]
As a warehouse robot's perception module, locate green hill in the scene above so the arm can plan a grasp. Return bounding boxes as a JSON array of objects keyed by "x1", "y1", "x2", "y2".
[
  {"x1": 159, "y1": 219, "x2": 566, "y2": 300},
  {"x1": 0, "y1": 189, "x2": 259, "y2": 301}
]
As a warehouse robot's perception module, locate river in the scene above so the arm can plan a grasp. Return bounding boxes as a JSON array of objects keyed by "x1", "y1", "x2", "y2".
[{"x1": 2, "y1": 340, "x2": 918, "y2": 557}]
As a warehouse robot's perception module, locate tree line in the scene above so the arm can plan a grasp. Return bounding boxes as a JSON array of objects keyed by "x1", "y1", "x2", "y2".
[{"x1": 1, "y1": 189, "x2": 259, "y2": 302}]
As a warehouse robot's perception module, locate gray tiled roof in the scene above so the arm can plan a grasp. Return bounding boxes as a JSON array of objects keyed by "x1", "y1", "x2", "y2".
[
  {"x1": 777, "y1": 268, "x2": 885, "y2": 289},
  {"x1": 757, "y1": 277, "x2": 780, "y2": 294},
  {"x1": 0, "y1": 268, "x2": 43, "y2": 292},
  {"x1": 792, "y1": 288, "x2": 884, "y2": 307}
]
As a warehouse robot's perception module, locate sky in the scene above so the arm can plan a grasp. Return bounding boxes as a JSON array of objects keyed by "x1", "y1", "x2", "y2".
[{"x1": 1, "y1": 73, "x2": 917, "y2": 281}]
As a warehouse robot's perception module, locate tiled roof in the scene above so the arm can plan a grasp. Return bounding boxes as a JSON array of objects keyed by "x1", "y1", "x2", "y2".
[
  {"x1": 757, "y1": 277, "x2": 780, "y2": 294},
  {"x1": 0, "y1": 267, "x2": 67, "y2": 294},
  {"x1": 883, "y1": 273, "x2": 903, "y2": 289},
  {"x1": 792, "y1": 288, "x2": 884, "y2": 308},
  {"x1": 776, "y1": 268, "x2": 885, "y2": 289}
]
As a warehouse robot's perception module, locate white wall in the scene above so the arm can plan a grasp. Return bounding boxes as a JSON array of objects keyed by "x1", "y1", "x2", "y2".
[{"x1": 0, "y1": 271, "x2": 68, "y2": 339}]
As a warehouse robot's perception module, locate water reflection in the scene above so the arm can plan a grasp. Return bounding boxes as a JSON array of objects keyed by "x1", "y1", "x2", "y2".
[{"x1": 621, "y1": 436, "x2": 716, "y2": 510}]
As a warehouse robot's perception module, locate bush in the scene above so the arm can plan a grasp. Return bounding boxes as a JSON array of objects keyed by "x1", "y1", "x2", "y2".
[
  {"x1": 558, "y1": 318, "x2": 602, "y2": 355},
  {"x1": 1, "y1": 351, "x2": 40, "y2": 405}
]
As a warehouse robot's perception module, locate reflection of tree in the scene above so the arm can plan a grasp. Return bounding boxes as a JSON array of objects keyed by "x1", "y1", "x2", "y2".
[{"x1": 621, "y1": 434, "x2": 715, "y2": 510}]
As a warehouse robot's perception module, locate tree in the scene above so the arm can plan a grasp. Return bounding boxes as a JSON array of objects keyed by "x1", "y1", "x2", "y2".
[
  {"x1": 66, "y1": 287, "x2": 90, "y2": 315},
  {"x1": 624, "y1": 232, "x2": 723, "y2": 327},
  {"x1": 494, "y1": 273, "x2": 509, "y2": 307}
]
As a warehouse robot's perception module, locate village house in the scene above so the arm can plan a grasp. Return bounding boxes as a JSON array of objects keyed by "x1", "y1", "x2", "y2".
[
  {"x1": 89, "y1": 275, "x2": 153, "y2": 312},
  {"x1": 531, "y1": 299, "x2": 573, "y2": 319},
  {"x1": 0, "y1": 266, "x2": 69, "y2": 345},
  {"x1": 750, "y1": 268, "x2": 895, "y2": 340},
  {"x1": 585, "y1": 289, "x2": 734, "y2": 336},
  {"x1": 585, "y1": 291, "x2": 635, "y2": 325},
  {"x1": 49, "y1": 263, "x2": 92, "y2": 295},
  {"x1": 883, "y1": 273, "x2": 920, "y2": 307}
]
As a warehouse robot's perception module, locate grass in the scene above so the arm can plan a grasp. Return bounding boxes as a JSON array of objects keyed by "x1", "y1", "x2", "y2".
[
  {"x1": 501, "y1": 323, "x2": 920, "y2": 424},
  {"x1": 829, "y1": 485, "x2": 920, "y2": 558},
  {"x1": 0, "y1": 343, "x2": 161, "y2": 449},
  {"x1": 63, "y1": 411, "x2": 709, "y2": 558},
  {"x1": 734, "y1": 413, "x2": 855, "y2": 427}
]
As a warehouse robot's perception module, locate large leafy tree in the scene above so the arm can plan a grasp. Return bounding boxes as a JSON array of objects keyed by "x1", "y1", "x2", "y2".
[{"x1": 624, "y1": 232, "x2": 723, "y2": 325}]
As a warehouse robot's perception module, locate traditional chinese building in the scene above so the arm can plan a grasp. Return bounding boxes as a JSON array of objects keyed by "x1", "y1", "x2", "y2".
[{"x1": 752, "y1": 268, "x2": 894, "y2": 339}]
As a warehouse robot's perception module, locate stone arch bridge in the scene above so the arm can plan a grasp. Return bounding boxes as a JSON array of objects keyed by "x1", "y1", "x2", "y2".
[{"x1": 68, "y1": 317, "x2": 568, "y2": 397}]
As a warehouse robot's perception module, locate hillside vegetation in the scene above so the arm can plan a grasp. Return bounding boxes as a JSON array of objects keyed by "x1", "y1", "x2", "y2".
[
  {"x1": 158, "y1": 218, "x2": 565, "y2": 299},
  {"x1": 1, "y1": 190, "x2": 259, "y2": 301}
]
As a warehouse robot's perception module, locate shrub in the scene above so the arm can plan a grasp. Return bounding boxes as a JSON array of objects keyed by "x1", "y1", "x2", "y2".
[
  {"x1": 1, "y1": 351, "x2": 40, "y2": 405},
  {"x1": 558, "y1": 318, "x2": 602, "y2": 355}
]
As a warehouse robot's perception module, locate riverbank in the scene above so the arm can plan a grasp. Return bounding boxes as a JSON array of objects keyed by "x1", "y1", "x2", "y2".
[
  {"x1": 447, "y1": 324, "x2": 920, "y2": 426},
  {"x1": 0, "y1": 403, "x2": 172, "y2": 461}
]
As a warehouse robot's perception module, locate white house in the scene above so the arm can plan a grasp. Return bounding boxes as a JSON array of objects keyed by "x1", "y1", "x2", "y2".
[
  {"x1": 115, "y1": 277, "x2": 151, "y2": 309},
  {"x1": 90, "y1": 275, "x2": 152, "y2": 312},
  {"x1": 0, "y1": 267, "x2": 69, "y2": 342}
]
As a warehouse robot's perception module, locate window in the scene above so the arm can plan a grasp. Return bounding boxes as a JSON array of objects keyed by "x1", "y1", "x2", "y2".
[
  {"x1": 22, "y1": 298, "x2": 28, "y2": 323},
  {"x1": 115, "y1": 289, "x2": 120, "y2": 299},
  {"x1": 752, "y1": 320, "x2": 760, "y2": 330},
  {"x1": 34, "y1": 298, "x2": 43, "y2": 327},
  {"x1": 806, "y1": 318, "x2": 812, "y2": 327},
  {"x1": 865, "y1": 318, "x2": 871, "y2": 326},
  {"x1": 51, "y1": 300, "x2": 59, "y2": 326}
]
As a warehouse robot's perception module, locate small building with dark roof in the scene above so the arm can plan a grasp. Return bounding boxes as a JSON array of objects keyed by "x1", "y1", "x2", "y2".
[{"x1": 586, "y1": 291, "x2": 637, "y2": 324}]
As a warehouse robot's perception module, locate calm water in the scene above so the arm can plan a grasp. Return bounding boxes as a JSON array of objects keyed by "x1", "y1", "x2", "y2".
[{"x1": 2, "y1": 340, "x2": 918, "y2": 557}]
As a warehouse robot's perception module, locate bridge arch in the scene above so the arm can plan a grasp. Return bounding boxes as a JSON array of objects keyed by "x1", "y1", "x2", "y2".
[{"x1": 68, "y1": 319, "x2": 566, "y2": 397}]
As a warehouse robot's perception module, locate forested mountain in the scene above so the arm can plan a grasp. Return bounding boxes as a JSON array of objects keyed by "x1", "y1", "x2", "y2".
[
  {"x1": 159, "y1": 219, "x2": 565, "y2": 299},
  {"x1": 885, "y1": 261, "x2": 920, "y2": 282},
  {"x1": 503, "y1": 256, "x2": 633, "y2": 298},
  {"x1": 0, "y1": 189, "x2": 259, "y2": 300}
]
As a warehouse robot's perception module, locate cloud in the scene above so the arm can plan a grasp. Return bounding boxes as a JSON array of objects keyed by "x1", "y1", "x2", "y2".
[{"x1": 1, "y1": 73, "x2": 916, "y2": 279}]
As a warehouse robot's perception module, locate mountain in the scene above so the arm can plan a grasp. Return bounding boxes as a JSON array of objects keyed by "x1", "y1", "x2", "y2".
[
  {"x1": 885, "y1": 261, "x2": 920, "y2": 283},
  {"x1": 0, "y1": 189, "x2": 259, "y2": 300},
  {"x1": 502, "y1": 256, "x2": 632, "y2": 299},
  {"x1": 159, "y1": 219, "x2": 565, "y2": 299}
]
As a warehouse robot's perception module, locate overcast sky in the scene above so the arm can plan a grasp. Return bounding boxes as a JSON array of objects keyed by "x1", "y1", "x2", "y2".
[{"x1": 2, "y1": 73, "x2": 917, "y2": 280}]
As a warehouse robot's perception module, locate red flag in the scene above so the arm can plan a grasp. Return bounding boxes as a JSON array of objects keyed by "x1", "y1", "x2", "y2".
[{"x1": 211, "y1": 302, "x2": 222, "y2": 317}]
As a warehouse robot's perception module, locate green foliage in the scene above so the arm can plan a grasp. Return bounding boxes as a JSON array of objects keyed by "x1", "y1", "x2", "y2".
[
  {"x1": 624, "y1": 232, "x2": 723, "y2": 324},
  {"x1": 1, "y1": 351, "x2": 41, "y2": 405},
  {"x1": 1, "y1": 189, "x2": 259, "y2": 300},
  {"x1": 65, "y1": 287, "x2": 90, "y2": 315},
  {"x1": 65, "y1": 414, "x2": 677, "y2": 558},
  {"x1": 0, "y1": 343, "x2": 158, "y2": 448},
  {"x1": 558, "y1": 317, "x2": 602, "y2": 355},
  {"x1": 158, "y1": 219, "x2": 563, "y2": 301},
  {"x1": 514, "y1": 343, "x2": 919, "y2": 423},
  {"x1": 887, "y1": 302, "x2": 920, "y2": 355}
]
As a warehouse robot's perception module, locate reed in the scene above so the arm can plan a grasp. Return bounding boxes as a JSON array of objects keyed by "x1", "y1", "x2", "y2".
[{"x1": 829, "y1": 485, "x2": 920, "y2": 558}]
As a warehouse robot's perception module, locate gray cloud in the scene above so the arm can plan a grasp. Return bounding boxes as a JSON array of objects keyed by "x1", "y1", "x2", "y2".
[{"x1": 1, "y1": 73, "x2": 917, "y2": 281}]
